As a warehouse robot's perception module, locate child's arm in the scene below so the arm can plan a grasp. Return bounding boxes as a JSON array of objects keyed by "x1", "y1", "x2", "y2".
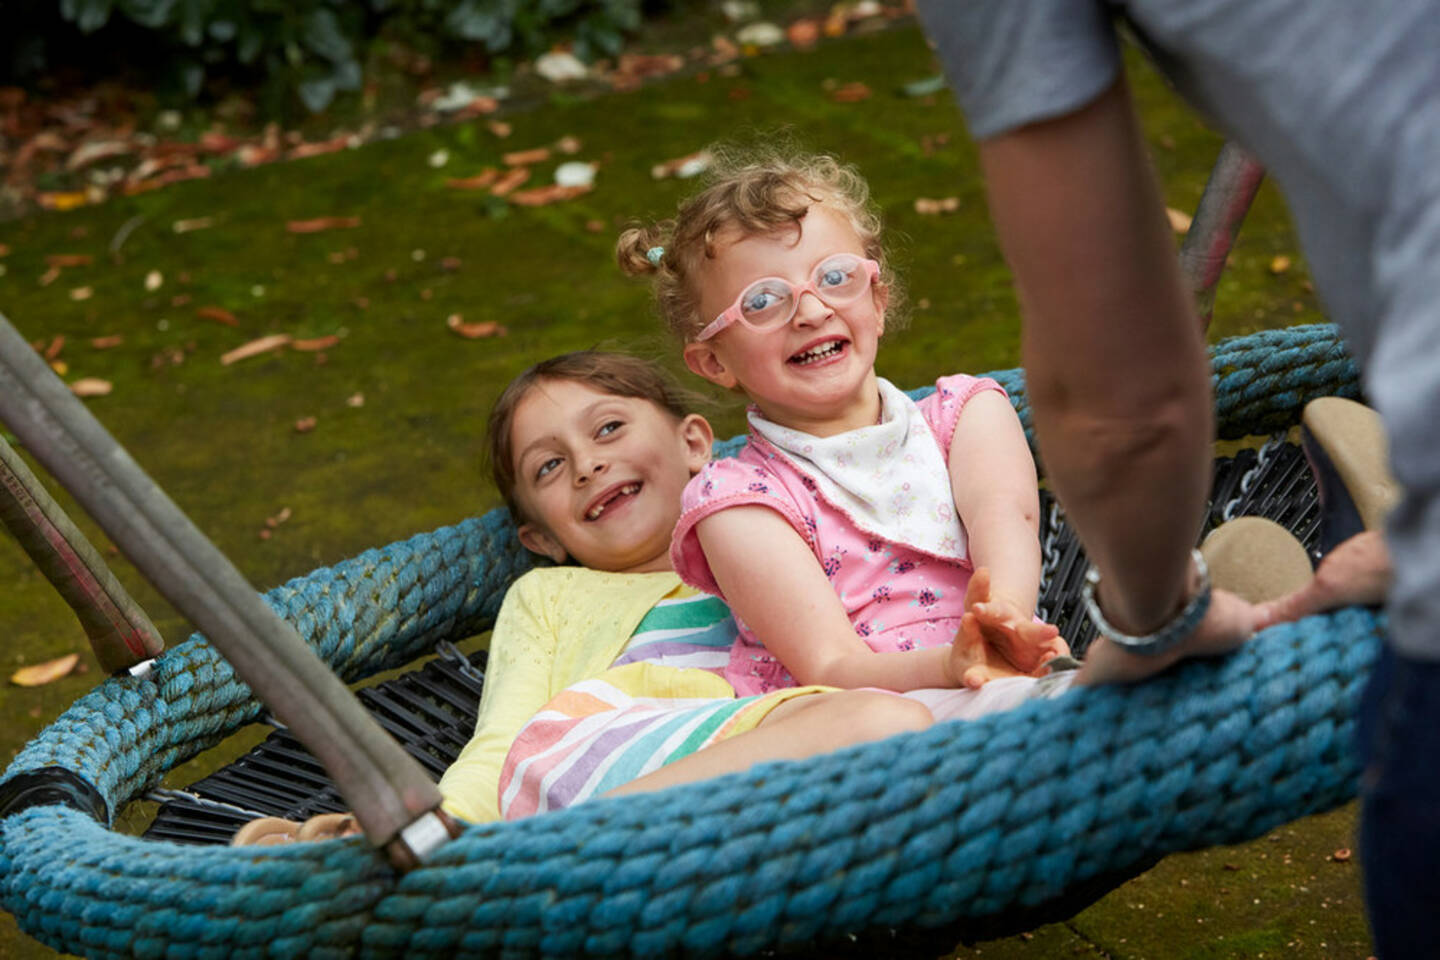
[
  {"x1": 948, "y1": 388, "x2": 1068, "y2": 672},
  {"x1": 437, "y1": 574, "x2": 557, "y2": 823},
  {"x1": 697, "y1": 506, "x2": 977, "y2": 690}
]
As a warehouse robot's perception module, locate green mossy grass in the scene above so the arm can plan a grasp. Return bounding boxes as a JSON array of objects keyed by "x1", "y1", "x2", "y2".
[{"x1": 0, "y1": 20, "x2": 1355, "y2": 958}]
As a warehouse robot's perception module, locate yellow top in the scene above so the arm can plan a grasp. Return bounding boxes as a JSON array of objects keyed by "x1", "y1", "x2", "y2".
[{"x1": 437, "y1": 566, "x2": 692, "y2": 823}]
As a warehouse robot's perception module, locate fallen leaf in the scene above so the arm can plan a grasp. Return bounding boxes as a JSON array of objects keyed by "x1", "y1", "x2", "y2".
[
  {"x1": 554, "y1": 135, "x2": 582, "y2": 155},
  {"x1": 346, "y1": 392, "x2": 365, "y2": 407},
  {"x1": 446, "y1": 169, "x2": 499, "y2": 191},
  {"x1": 39, "y1": 266, "x2": 61, "y2": 286},
  {"x1": 427, "y1": 148, "x2": 450, "y2": 168},
  {"x1": 43, "y1": 335, "x2": 65, "y2": 360},
  {"x1": 291, "y1": 335, "x2": 340, "y2": 352},
  {"x1": 237, "y1": 144, "x2": 282, "y2": 167},
  {"x1": 914, "y1": 196, "x2": 961, "y2": 215},
  {"x1": 69, "y1": 286, "x2": 93, "y2": 301},
  {"x1": 289, "y1": 136, "x2": 350, "y2": 160},
  {"x1": 830, "y1": 81, "x2": 871, "y2": 103},
  {"x1": 90, "y1": 335, "x2": 123, "y2": 349},
  {"x1": 172, "y1": 217, "x2": 214, "y2": 234},
  {"x1": 170, "y1": 294, "x2": 192, "y2": 307},
  {"x1": 585, "y1": 219, "x2": 606, "y2": 233},
  {"x1": 66, "y1": 139, "x2": 134, "y2": 172},
  {"x1": 487, "y1": 121, "x2": 513, "y2": 138},
  {"x1": 144, "y1": 270, "x2": 163, "y2": 291},
  {"x1": 736, "y1": 22, "x2": 785, "y2": 47},
  {"x1": 125, "y1": 165, "x2": 210, "y2": 194},
  {"x1": 440, "y1": 257, "x2": 462, "y2": 271},
  {"x1": 69, "y1": 378, "x2": 112, "y2": 397},
  {"x1": 37, "y1": 191, "x2": 90, "y2": 212},
  {"x1": 286, "y1": 216, "x2": 361, "y2": 234},
  {"x1": 198, "y1": 131, "x2": 243, "y2": 154},
  {"x1": 1332, "y1": 848, "x2": 1352, "y2": 862},
  {"x1": 1166, "y1": 207, "x2": 1193, "y2": 233},
  {"x1": 196, "y1": 306, "x2": 238, "y2": 327},
  {"x1": 503, "y1": 147, "x2": 551, "y2": 166},
  {"x1": 446, "y1": 314, "x2": 508, "y2": 339},
  {"x1": 220, "y1": 334, "x2": 291, "y2": 365},
  {"x1": 651, "y1": 150, "x2": 712, "y2": 180},
  {"x1": 11, "y1": 653, "x2": 80, "y2": 687},
  {"x1": 554, "y1": 161, "x2": 597, "y2": 189},
  {"x1": 294, "y1": 417, "x2": 317, "y2": 433},
  {"x1": 902, "y1": 75, "x2": 947, "y2": 98},
  {"x1": 823, "y1": 6, "x2": 849, "y2": 36},
  {"x1": 46, "y1": 254, "x2": 93, "y2": 268},
  {"x1": 1270, "y1": 254, "x2": 1293, "y2": 274},
  {"x1": 787, "y1": 18, "x2": 821, "y2": 48},
  {"x1": 490, "y1": 167, "x2": 531, "y2": 197},
  {"x1": 266, "y1": 506, "x2": 293, "y2": 527},
  {"x1": 0, "y1": 244, "x2": 9, "y2": 256},
  {"x1": 49, "y1": 360, "x2": 68, "y2": 376},
  {"x1": 258, "y1": 529, "x2": 272, "y2": 540},
  {"x1": 510, "y1": 184, "x2": 592, "y2": 206},
  {"x1": 534, "y1": 50, "x2": 589, "y2": 83}
]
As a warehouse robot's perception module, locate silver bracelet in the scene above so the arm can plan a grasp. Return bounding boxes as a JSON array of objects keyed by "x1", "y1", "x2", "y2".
[{"x1": 1081, "y1": 549, "x2": 1212, "y2": 657}]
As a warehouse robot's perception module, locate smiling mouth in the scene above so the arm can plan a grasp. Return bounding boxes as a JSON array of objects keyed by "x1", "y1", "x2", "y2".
[
  {"x1": 789, "y1": 340, "x2": 847, "y2": 365},
  {"x1": 585, "y1": 482, "x2": 641, "y2": 520}
]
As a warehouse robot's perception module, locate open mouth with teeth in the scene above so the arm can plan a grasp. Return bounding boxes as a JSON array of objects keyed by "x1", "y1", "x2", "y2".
[
  {"x1": 789, "y1": 339, "x2": 848, "y2": 366},
  {"x1": 585, "y1": 482, "x2": 642, "y2": 521}
]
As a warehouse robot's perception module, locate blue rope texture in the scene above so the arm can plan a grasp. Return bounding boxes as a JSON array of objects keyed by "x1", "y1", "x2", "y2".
[{"x1": 0, "y1": 324, "x2": 1373, "y2": 958}]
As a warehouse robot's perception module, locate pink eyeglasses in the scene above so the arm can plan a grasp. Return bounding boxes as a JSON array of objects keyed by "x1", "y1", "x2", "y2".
[{"x1": 695, "y1": 253, "x2": 880, "y2": 341}]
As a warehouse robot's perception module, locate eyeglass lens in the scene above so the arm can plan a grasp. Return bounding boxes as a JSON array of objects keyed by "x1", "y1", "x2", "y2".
[{"x1": 738, "y1": 254, "x2": 869, "y2": 328}]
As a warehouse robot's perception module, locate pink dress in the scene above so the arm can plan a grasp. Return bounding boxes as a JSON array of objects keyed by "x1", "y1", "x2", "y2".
[{"x1": 671, "y1": 374, "x2": 1005, "y2": 696}]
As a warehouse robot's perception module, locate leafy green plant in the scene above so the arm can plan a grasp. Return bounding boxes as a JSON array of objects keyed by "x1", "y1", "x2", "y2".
[{"x1": 7, "y1": 0, "x2": 666, "y2": 112}]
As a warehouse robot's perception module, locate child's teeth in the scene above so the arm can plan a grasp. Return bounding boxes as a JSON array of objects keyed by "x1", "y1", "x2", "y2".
[
  {"x1": 794, "y1": 342, "x2": 842, "y2": 364},
  {"x1": 587, "y1": 483, "x2": 640, "y2": 520}
]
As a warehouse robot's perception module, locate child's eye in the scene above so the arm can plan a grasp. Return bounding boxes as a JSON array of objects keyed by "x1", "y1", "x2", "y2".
[
  {"x1": 597, "y1": 420, "x2": 623, "y2": 438},
  {"x1": 535, "y1": 456, "x2": 562, "y2": 479}
]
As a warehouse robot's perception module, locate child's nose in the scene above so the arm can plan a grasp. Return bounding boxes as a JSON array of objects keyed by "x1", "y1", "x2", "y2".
[
  {"x1": 575, "y1": 457, "x2": 607, "y2": 484},
  {"x1": 792, "y1": 290, "x2": 830, "y2": 326}
]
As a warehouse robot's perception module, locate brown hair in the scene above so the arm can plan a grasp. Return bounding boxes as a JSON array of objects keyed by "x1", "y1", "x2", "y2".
[
  {"x1": 487, "y1": 351, "x2": 704, "y2": 520},
  {"x1": 616, "y1": 145, "x2": 904, "y2": 341}
]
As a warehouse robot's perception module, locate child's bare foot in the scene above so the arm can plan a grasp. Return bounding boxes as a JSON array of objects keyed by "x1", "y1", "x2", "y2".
[
  {"x1": 1255, "y1": 530, "x2": 1391, "y2": 628},
  {"x1": 230, "y1": 811, "x2": 359, "y2": 847}
]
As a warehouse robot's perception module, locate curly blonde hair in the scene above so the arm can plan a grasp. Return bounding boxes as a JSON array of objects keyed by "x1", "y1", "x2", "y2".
[{"x1": 617, "y1": 146, "x2": 903, "y2": 342}]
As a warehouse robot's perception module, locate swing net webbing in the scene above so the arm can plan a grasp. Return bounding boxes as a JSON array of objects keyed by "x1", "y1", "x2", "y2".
[{"x1": 0, "y1": 323, "x2": 1378, "y2": 959}]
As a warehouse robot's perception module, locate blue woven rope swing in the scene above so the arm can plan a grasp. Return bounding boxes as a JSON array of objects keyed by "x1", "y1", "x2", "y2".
[{"x1": 0, "y1": 323, "x2": 1377, "y2": 959}]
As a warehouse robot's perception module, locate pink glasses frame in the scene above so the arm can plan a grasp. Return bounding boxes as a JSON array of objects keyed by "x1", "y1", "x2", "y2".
[{"x1": 694, "y1": 256, "x2": 881, "y2": 342}]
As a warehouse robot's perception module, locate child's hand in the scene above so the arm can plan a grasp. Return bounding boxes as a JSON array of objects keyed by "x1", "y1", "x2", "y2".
[{"x1": 961, "y1": 567, "x2": 1069, "y2": 676}]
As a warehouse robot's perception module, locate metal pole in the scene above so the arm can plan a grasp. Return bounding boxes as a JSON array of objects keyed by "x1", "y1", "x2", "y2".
[
  {"x1": 1, "y1": 435, "x2": 164, "y2": 673},
  {"x1": 1178, "y1": 141, "x2": 1267, "y2": 329},
  {"x1": 0, "y1": 313, "x2": 453, "y2": 867}
]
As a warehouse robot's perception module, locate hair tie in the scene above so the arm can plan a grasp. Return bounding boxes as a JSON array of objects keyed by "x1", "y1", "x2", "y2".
[{"x1": 646, "y1": 246, "x2": 665, "y2": 266}]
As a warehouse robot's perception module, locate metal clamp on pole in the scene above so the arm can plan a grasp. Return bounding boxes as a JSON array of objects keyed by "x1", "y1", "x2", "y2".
[{"x1": 0, "y1": 312, "x2": 452, "y2": 868}]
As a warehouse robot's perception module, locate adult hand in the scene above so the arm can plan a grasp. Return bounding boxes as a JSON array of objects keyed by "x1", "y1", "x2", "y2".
[{"x1": 1255, "y1": 530, "x2": 1391, "y2": 628}]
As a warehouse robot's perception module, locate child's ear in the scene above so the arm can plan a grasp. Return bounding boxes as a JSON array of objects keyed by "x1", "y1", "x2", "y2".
[
  {"x1": 516, "y1": 522, "x2": 568, "y2": 564},
  {"x1": 679, "y1": 413, "x2": 714, "y2": 474},
  {"x1": 873, "y1": 281, "x2": 890, "y2": 336},
  {"x1": 683, "y1": 342, "x2": 737, "y2": 390}
]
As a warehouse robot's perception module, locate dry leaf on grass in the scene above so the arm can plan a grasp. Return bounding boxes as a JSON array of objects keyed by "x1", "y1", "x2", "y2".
[
  {"x1": 651, "y1": 150, "x2": 712, "y2": 180},
  {"x1": 829, "y1": 82, "x2": 871, "y2": 103},
  {"x1": 69, "y1": 286, "x2": 93, "y2": 301},
  {"x1": 69, "y1": 378, "x2": 113, "y2": 397},
  {"x1": 503, "y1": 147, "x2": 551, "y2": 166},
  {"x1": 90, "y1": 335, "x2": 123, "y2": 349},
  {"x1": 286, "y1": 216, "x2": 361, "y2": 234},
  {"x1": 292, "y1": 335, "x2": 340, "y2": 352},
  {"x1": 446, "y1": 314, "x2": 508, "y2": 339},
  {"x1": 144, "y1": 270, "x2": 163, "y2": 291},
  {"x1": 509, "y1": 184, "x2": 592, "y2": 206},
  {"x1": 446, "y1": 169, "x2": 498, "y2": 190},
  {"x1": 294, "y1": 417, "x2": 316, "y2": 433},
  {"x1": 490, "y1": 167, "x2": 531, "y2": 197},
  {"x1": 196, "y1": 306, "x2": 237, "y2": 327},
  {"x1": 172, "y1": 217, "x2": 214, "y2": 234},
  {"x1": 12, "y1": 653, "x2": 80, "y2": 687},
  {"x1": 266, "y1": 507, "x2": 293, "y2": 528},
  {"x1": 42, "y1": 335, "x2": 65, "y2": 360},
  {"x1": 1166, "y1": 207, "x2": 1193, "y2": 233},
  {"x1": 914, "y1": 197, "x2": 960, "y2": 215},
  {"x1": 554, "y1": 136, "x2": 582, "y2": 155},
  {"x1": 221, "y1": 334, "x2": 291, "y2": 365},
  {"x1": 46, "y1": 253, "x2": 93, "y2": 268},
  {"x1": 347, "y1": 392, "x2": 365, "y2": 407},
  {"x1": 49, "y1": 361, "x2": 68, "y2": 376},
  {"x1": 1270, "y1": 255, "x2": 1293, "y2": 274},
  {"x1": 787, "y1": 19, "x2": 821, "y2": 48}
]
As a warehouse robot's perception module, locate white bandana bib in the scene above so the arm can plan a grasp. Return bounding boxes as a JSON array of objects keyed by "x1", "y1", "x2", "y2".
[{"x1": 748, "y1": 378, "x2": 968, "y2": 562}]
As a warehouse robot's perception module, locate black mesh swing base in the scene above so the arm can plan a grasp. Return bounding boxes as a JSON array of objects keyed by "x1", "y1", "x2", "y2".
[{"x1": 140, "y1": 439, "x2": 1321, "y2": 943}]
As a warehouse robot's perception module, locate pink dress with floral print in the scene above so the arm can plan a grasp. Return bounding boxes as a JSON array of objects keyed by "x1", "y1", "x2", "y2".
[{"x1": 670, "y1": 374, "x2": 1006, "y2": 696}]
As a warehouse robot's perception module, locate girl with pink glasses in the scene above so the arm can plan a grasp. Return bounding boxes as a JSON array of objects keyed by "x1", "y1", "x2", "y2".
[{"x1": 620, "y1": 149, "x2": 1246, "y2": 713}]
